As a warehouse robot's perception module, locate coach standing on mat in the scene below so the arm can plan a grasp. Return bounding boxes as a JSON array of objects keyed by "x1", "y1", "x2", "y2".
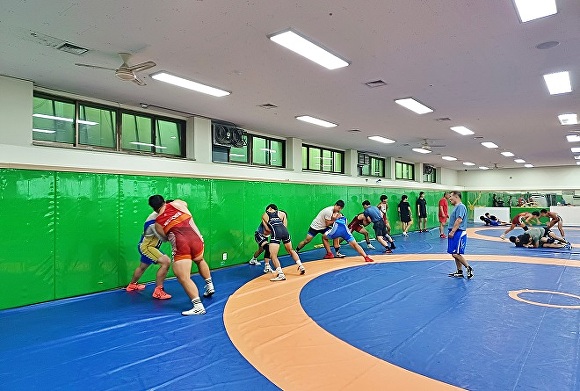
[{"x1": 447, "y1": 191, "x2": 474, "y2": 279}]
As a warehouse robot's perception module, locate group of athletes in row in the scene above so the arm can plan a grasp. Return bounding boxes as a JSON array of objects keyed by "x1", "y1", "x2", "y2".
[
  {"x1": 491, "y1": 209, "x2": 571, "y2": 249},
  {"x1": 124, "y1": 192, "x2": 465, "y2": 315}
]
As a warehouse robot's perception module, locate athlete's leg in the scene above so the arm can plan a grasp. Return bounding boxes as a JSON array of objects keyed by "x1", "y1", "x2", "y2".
[
  {"x1": 172, "y1": 259, "x2": 199, "y2": 299},
  {"x1": 129, "y1": 263, "x2": 149, "y2": 285},
  {"x1": 296, "y1": 233, "x2": 314, "y2": 251},
  {"x1": 155, "y1": 254, "x2": 171, "y2": 287}
]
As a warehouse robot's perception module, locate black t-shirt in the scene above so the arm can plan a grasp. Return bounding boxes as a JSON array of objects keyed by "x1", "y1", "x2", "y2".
[
  {"x1": 398, "y1": 201, "x2": 411, "y2": 220},
  {"x1": 416, "y1": 198, "x2": 427, "y2": 216}
]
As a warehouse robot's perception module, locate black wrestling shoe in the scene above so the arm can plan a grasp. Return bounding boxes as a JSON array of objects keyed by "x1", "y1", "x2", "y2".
[
  {"x1": 448, "y1": 271, "x2": 464, "y2": 278},
  {"x1": 466, "y1": 266, "x2": 474, "y2": 279}
]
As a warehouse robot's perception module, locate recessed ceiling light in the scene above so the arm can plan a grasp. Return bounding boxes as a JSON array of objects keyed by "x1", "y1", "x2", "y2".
[
  {"x1": 295, "y1": 115, "x2": 338, "y2": 128},
  {"x1": 558, "y1": 113, "x2": 578, "y2": 125},
  {"x1": 577, "y1": 162, "x2": 580, "y2": 165},
  {"x1": 268, "y1": 29, "x2": 349, "y2": 70},
  {"x1": 543, "y1": 71, "x2": 572, "y2": 95},
  {"x1": 524, "y1": 164, "x2": 534, "y2": 168},
  {"x1": 481, "y1": 141, "x2": 499, "y2": 149},
  {"x1": 394, "y1": 98, "x2": 433, "y2": 115},
  {"x1": 479, "y1": 166, "x2": 490, "y2": 170},
  {"x1": 368, "y1": 135, "x2": 395, "y2": 144},
  {"x1": 513, "y1": 0, "x2": 557, "y2": 22},
  {"x1": 501, "y1": 151, "x2": 515, "y2": 157},
  {"x1": 151, "y1": 72, "x2": 230, "y2": 97},
  {"x1": 575, "y1": 156, "x2": 580, "y2": 160},
  {"x1": 450, "y1": 126, "x2": 474, "y2": 136},
  {"x1": 514, "y1": 159, "x2": 526, "y2": 163},
  {"x1": 463, "y1": 162, "x2": 476, "y2": 166},
  {"x1": 442, "y1": 156, "x2": 457, "y2": 161},
  {"x1": 572, "y1": 147, "x2": 580, "y2": 153},
  {"x1": 536, "y1": 40, "x2": 560, "y2": 50},
  {"x1": 412, "y1": 147, "x2": 432, "y2": 154},
  {"x1": 566, "y1": 135, "x2": 580, "y2": 143}
]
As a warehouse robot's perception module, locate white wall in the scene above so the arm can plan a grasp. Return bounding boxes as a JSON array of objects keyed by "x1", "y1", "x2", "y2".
[
  {"x1": 0, "y1": 75, "x2": 460, "y2": 190},
  {"x1": 458, "y1": 166, "x2": 580, "y2": 191}
]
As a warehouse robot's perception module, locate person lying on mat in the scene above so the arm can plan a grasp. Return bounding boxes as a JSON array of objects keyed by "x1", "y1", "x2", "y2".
[{"x1": 509, "y1": 227, "x2": 570, "y2": 249}]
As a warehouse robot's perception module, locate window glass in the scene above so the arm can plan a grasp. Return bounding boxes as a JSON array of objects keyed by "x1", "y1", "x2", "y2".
[
  {"x1": 270, "y1": 140, "x2": 284, "y2": 167},
  {"x1": 155, "y1": 119, "x2": 182, "y2": 156},
  {"x1": 302, "y1": 147, "x2": 308, "y2": 169},
  {"x1": 252, "y1": 136, "x2": 268, "y2": 165},
  {"x1": 333, "y1": 151, "x2": 343, "y2": 173},
  {"x1": 121, "y1": 113, "x2": 152, "y2": 152},
  {"x1": 78, "y1": 104, "x2": 116, "y2": 148},
  {"x1": 321, "y1": 149, "x2": 333, "y2": 172},
  {"x1": 424, "y1": 169, "x2": 436, "y2": 183},
  {"x1": 395, "y1": 161, "x2": 414, "y2": 180},
  {"x1": 308, "y1": 147, "x2": 321, "y2": 170},
  {"x1": 32, "y1": 96, "x2": 75, "y2": 143},
  {"x1": 372, "y1": 158, "x2": 385, "y2": 177},
  {"x1": 229, "y1": 135, "x2": 249, "y2": 163}
]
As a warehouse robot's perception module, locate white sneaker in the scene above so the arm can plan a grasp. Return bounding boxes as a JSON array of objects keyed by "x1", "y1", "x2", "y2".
[
  {"x1": 335, "y1": 252, "x2": 346, "y2": 258},
  {"x1": 264, "y1": 265, "x2": 273, "y2": 273},
  {"x1": 203, "y1": 284, "x2": 215, "y2": 297},
  {"x1": 270, "y1": 274, "x2": 286, "y2": 281},
  {"x1": 182, "y1": 306, "x2": 206, "y2": 316},
  {"x1": 248, "y1": 258, "x2": 260, "y2": 265},
  {"x1": 403, "y1": 232, "x2": 409, "y2": 237},
  {"x1": 367, "y1": 243, "x2": 376, "y2": 250},
  {"x1": 298, "y1": 265, "x2": 306, "y2": 275}
]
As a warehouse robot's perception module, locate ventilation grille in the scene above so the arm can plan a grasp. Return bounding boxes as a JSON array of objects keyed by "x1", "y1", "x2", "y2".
[
  {"x1": 57, "y1": 42, "x2": 89, "y2": 55},
  {"x1": 364, "y1": 80, "x2": 387, "y2": 88},
  {"x1": 258, "y1": 103, "x2": 278, "y2": 109},
  {"x1": 435, "y1": 117, "x2": 451, "y2": 122}
]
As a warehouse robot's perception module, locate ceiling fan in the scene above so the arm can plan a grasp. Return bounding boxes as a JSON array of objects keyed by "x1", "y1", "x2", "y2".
[{"x1": 75, "y1": 53, "x2": 156, "y2": 86}]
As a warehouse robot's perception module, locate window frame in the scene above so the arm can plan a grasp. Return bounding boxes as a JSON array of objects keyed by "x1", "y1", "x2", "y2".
[
  {"x1": 423, "y1": 167, "x2": 437, "y2": 183},
  {"x1": 358, "y1": 154, "x2": 385, "y2": 178},
  {"x1": 302, "y1": 144, "x2": 345, "y2": 174},
  {"x1": 211, "y1": 127, "x2": 286, "y2": 168},
  {"x1": 395, "y1": 160, "x2": 416, "y2": 181}
]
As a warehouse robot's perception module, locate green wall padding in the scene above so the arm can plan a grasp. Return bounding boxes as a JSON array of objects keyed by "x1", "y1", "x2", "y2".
[{"x1": 0, "y1": 168, "x2": 452, "y2": 310}]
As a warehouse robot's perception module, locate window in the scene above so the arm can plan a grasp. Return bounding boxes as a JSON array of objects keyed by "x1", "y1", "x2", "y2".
[
  {"x1": 423, "y1": 168, "x2": 437, "y2": 183},
  {"x1": 32, "y1": 93, "x2": 185, "y2": 157},
  {"x1": 302, "y1": 144, "x2": 344, "y2": 174},
  {"x1": 395, "y1": 161, "x2": 415, "y2": 180},
  {"x1": 360, "y1": 154, "x2": 385, "y2": 177},
  {"x1": 212, "y1": 128, "x2": 285, "y2": 168}
]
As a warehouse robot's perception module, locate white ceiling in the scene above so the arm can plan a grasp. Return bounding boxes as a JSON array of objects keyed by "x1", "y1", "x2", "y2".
[{"x1": 1, "y1": 0, "x2": 579, "y2": 170}]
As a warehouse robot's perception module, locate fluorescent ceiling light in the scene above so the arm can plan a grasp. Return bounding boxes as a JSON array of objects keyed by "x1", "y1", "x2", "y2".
[
  {"x1": 394, "y1": 98, "x2": 433, "y2": 115},
  {"x1": 412, "y1": 148, "x2": 432, "y2": 154},
  {"x1": 543, "y1": 71, "x2": 572, "y2": 95},
  {"x1": 481, "y1": 142, "x2": 498, "y2": 149},
  {"x1": 368, "y1": 135, "x2": 395, "y2": 144},
  {"x1": 514, "y1": 159, "x2": 526, "y2": 163},
  {"x1": 463, "y1": 162, "x2": 476, "y2": 166},
  {"x1": 501, "y1": 151, "x2": 515, "y2": 157},
  {"x1": 268, "y1": 29, "x2": 349, "y2": 70},
  {"x1": 130, "y1": 141, "x2": 167, "y2": 149},
  {"x1": 566, "y1": 135, "x2": 580, "y2": 143},
  {"x1": 295, "y1": 115, "x2": 337, "y2": 128},
  {"x1": 513, "y1": 0, "x2": 557, "y2": 22},
  {"x1": 151, "y1": 72, "x2": 230, "y2": 97},
  {"x1": 524, "y1": 164, "x2": 534, "y2": 168},
  {"x1": 571, "y1": 147, "x2": 580, "y2": 153},
  {"x1": 32, "y1": 128, "x2": 56, "y2": 134},
  {"x1": 558, "y1": 113, "x2": 578, "y2": 125},
  {"x1": 577, "y1": 162, "x2": 580, "y2": 165},
  {"x1": 450, "y1": 126, "x2": 474, "y2": 135},
  {"x1": 575, "y1": 156, "x2": 580, "y2": 160},
  {"x1": 442, "y1": 156, "x2": 457, "y2": 161},
  {"x1": 479, "y1": 166, "x2": 490, "y2": 170}
]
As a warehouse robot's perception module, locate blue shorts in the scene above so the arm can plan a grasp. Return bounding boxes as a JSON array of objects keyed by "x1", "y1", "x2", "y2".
[
  {"x1": 447, "y1": 229, "x2": 467, "y2": 254},
  {"x1": 490, "y1": 220, "x2": 500, "y2": 226},
  {"x1": 325, "y1": 223, "x2": 355, "y2": 243}
]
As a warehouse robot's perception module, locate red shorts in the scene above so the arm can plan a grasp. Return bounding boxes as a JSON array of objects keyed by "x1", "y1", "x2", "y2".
[
  {"x1": 168, "y1": 227, "x2": 204, "y2": 261},
  {"x1": 438, "y1": 216, "x2": 448, "y2": 224},
  {"x1": 511, "y1": 215, "x2": 524, "y2": 226}
]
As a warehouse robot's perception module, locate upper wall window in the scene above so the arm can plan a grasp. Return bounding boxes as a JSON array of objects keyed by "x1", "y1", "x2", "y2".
[
  {"x1": 359, "y1": 154, "x2": 385, "y2": 177},
  {"x1": 423, "y1": 166, "x2": 437, "y2": 183},
  {"x1": 32, "y1": 94, "x2": 185, "y2": 157},
  {"x1": 395, "y1": 161, "x2": 415, "y2": 180},
  {"x1": 302, "y1": 144, "x2": 344, "y2": 174}
]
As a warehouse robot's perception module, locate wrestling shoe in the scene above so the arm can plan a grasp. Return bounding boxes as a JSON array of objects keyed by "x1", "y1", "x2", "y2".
[
  {"x1": 323, "y1": 253, "x2": 334, "y2": 259},
  {"x1": 384, "y1": 248, "x2": 392, "y2": 254},
  {"x1": 402, "y1": 232, "x2": 409, "y2": 237},
  {"x1": 448, "y1": 271, "x2": 464, "y2": 278},
  {"x1": 203, "y1": 284, "x2": 215, "y2": 297},
  {"x1": 126, "y1": 282, "x2": 146, "y2": 291},
  {"x1": 248, "y1": 258, "x2": 261, "y2": 265},
  {"x1": 390, "y1": 242, "x2": 396, "y2": 249},
  {"x1": 335, "y1": 252, "x2": 346, "y2": 258},
  {"x1": 564, "y1": 242, "x2": 572, "y2": 250},
  {"x1": 270, "y1": 273, "x2": 286, "y2": 281},
  {"x1": 182, "y1": 306, "x2": 206, "y2": 316},
  {"x1": 467, "y1": 266, "x2": 474, "y2": 279},
  {"x1": 440, "y1": 234, "x2": 446, "y2": 238},
  {"x1": 364, "y1": 256, "x2": 374, "y2": 262},
  {"x1": 264, "y1": 265, "x2": 274, "y2": 273},
  {"x1": 298, "y1": 265, "x2": 306, "y2": 275},
  {"x1": 152, "y1": 287, "x2": 172, "y2": 300},
  {"x1": 367, "y1": 243, "x2": 376, "y2": 250}
]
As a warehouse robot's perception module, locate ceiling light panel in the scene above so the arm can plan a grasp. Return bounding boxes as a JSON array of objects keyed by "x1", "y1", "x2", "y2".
[
  {"x1": 151, "y1": 72, "x2": 230, "y2": 97},
  {"x1": 442, "y1": 156, "x2": 457, "y2": 161},
  {"x1": 575, "y1": 156, "x2": 580, "y2": 160},
  {"x1": 543, "y1": 71, "x2": 572, "y2": 95},
  {"x1": 394, "y1": 98, "x2": 433, "y2": 115},
  {"x1": 514, "y1": 159, "x2": 526, "y2": 163},
  {"x1": 481, "y1": 142, "x2": 499, "y2": 149},
  {"x1": 501, "y1": 152, "x2": 515, "y2": 157},
  {"x1": 368, "y1": 135, "x2": 395, "y2": 144},
  {"x1": 558, "y1": 113, "x2": 578, "y2": 125},
  {"x1": 463, "y1": 162, "x2": 476, "y2": 166},
  {"x1": 567, "y1": 135, "x2": 580, "y2": 143},
  {"x1": 268, "y1": 29, "x2": 349, "y2": 70},
  {"x1": 572, "y1": 147, "x2": 580, "y2": 153},
  {"x1": 479, "y1": 166, "x2": 490, "y2": 170},
  {"x1": 524, "y1": 164, "x2": 534, "y2": 168},
  {"x1": 450, "y1": 126, "x2": 474, "y2": 135},
  {"x1": 513, "y1": 0, "x2": 557, "y2": 22},
  {"x1": 412, "y1": 148, "x2": 432, "y2": 154},
  {"x1": 295, "y1": 115, "x2": 337, "y2": 128}
]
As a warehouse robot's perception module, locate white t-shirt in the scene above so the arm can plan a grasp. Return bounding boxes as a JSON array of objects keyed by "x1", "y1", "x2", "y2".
[{"x1": 310, "y1": 206, "x2": 334, "y2": 230}]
